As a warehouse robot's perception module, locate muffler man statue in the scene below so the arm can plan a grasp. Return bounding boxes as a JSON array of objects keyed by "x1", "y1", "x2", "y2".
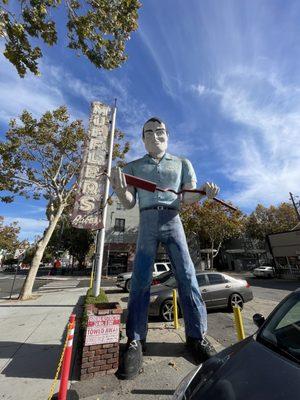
[{"x1": 111, "y1": 117, "x2": 220, "y2": 379}]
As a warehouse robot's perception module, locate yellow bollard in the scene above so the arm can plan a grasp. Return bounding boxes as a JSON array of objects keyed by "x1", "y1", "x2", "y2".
[
  {"x1": 172, "y1": 289, "x2": 179, "y2": 329},
  {"x1": 233, "y1": 306, "x2": 245, "y2": 341},
  {"x1": 89, "y1": 266, "x2": 94, "y2": 290}
]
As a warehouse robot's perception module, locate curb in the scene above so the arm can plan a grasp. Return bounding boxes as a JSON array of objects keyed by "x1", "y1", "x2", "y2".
[
  {"x1": 35, "y1": 276, "x2": 89, "y2": 281},
  {"x1": 35, "y1": 276, "x2": 71, "y2": 281}
]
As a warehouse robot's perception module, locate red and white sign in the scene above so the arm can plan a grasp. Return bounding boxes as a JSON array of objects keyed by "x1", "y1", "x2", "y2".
[{"x1": 85, "y1": 314, "x2": 120, "y2": 346}]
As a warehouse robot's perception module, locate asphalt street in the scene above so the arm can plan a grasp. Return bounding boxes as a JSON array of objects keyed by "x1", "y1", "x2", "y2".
[
  {"x1": 206, "y1": 275, "x2": 300, "y2": 348},
  {"x1": 0, "y1": 273, "x2": 48, "y2": 299}
]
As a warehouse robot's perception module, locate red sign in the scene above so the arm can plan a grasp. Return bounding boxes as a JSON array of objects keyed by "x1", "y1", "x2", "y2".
[{"x1": 85, "y1": 314, "x2": 120, "y2": 346}]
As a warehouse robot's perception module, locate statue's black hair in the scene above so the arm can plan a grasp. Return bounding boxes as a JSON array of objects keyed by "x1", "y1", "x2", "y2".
[{"x1": 142, "y1": 117, "x2": 168, "y2": 137}]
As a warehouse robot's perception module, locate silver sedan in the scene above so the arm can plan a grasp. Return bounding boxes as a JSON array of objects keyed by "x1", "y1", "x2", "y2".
[{"x1": 148, "y1": 271, "x2": 253, "y2": 322}]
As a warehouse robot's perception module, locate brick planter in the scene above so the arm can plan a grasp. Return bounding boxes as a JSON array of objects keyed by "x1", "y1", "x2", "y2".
[{"x1": 80, "y1": 302, "x2": 122, "y2": 380}]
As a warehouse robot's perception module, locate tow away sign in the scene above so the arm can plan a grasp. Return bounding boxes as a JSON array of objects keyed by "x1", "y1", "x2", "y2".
[{"x1": 85, "y1": 314, "x2": 120, "y2": 346}]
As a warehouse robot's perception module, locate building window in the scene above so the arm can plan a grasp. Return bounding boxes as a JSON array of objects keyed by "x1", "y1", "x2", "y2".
[{"x1": 115, "y1": 218, "x2": 125, "y2": 232}]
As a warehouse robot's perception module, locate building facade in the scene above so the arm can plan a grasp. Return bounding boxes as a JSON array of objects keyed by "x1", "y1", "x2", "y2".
[
  {"x1": 102, "y1": 196, "x2": 139, "y2": 275},
  {"x1": 219, "y1": 238, "x2": 270, "y2": 271},
  {"x1": 267, "y1": 229, "x2": 300, "y2": 279}
]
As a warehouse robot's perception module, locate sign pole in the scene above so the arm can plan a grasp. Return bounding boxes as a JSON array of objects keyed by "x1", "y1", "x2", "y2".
[{"x1": 93, "y1": 102, "x2": 117, "y2": 297}]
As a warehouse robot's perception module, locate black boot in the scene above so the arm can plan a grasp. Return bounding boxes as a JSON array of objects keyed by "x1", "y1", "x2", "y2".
[
  {"x1": 118, "y1": 339, "x2": 143, "y2": 380},
  {"x1": 186, "y1": 336, "x2": 217, "y2": 364}
]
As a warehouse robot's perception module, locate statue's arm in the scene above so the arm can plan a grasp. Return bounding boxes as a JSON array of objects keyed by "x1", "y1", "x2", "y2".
[
  {"x1": 181, "y1": 159, "x2": 220, "y2": 204},
  {"x1": 110, "y1": 167, "x2": 136, "y2": 209},
  {"x1": 182, "y1": 181, "x2": 220, "y2": 204},
  {"x1": 182, "y1": 181, "x2": 205, "y2": 204}
]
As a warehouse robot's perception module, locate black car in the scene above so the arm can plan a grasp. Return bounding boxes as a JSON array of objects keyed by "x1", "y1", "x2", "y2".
[{"x1": 173, "y1": 288, "x2": 300, "y2": 400}]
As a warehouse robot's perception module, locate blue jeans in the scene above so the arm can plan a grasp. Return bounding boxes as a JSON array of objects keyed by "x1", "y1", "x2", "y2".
[{"x1": 126, "y1": 209, "x2": 207, "y2": 341}]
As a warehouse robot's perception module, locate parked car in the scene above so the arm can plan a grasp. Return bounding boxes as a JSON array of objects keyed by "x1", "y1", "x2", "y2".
[
  {"x1": 173, "y1": 288, "x2": 300, "y2": 400},
  {"x1": 116, "y1": 262, "x2": 171, "y2": 292},
  {"x1": 149, "y1": 272, "x2": 253, "y2": 322},
  {"x1": 151, "y1": 270, "x2": 174, "y2": 286},
  {"x1": 3, "y1": 264, "x2": 19, "y2": 272},
  {"x1": 253, "y1": 265, "x2": 274, "y2": 278}
]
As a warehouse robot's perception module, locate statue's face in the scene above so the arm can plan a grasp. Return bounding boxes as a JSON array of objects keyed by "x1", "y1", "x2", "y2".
[{"x1": 143, "y1": 120, "x2": 168, "y2": 156}]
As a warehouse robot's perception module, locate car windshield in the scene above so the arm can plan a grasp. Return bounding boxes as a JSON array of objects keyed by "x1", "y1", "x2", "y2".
[{"x1": 258, "y1": 291, "x2": 300, "y2": 363}]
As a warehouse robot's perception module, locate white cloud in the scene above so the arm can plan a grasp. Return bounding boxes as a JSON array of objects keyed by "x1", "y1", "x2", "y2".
[
  {"x1": 0, "y1": 55, "x2": 85, "y2": 124},
  {"x1": 190, "y1": 83, "x2": 206, "y2": 96},
  {"x1": 4, "y1": 217, "x2": 48, "y2": 242},
  {"x1": 0, "y1": 54, "x2": 150, "y2": 136},
  {"x1": 213, "y1": 66, "x2": 300, "y2": 208},
  {"x1": 168, "y1": 139, "x2": 205, "y2": 159}
]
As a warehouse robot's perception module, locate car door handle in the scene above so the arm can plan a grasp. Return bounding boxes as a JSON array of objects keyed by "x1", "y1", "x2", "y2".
[{"x1": 225, "y1": 285, "x2": 231, "y2": 288}]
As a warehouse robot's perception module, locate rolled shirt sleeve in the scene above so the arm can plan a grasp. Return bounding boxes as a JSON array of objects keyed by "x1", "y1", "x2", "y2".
[{"x1": 181, "y1": 158, "x2": 197, "y2": 187}]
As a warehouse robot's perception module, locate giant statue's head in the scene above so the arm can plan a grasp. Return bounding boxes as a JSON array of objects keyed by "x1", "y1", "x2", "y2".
[{"x1": 142, "y1": 117, "x2": 169, "y2": 157}]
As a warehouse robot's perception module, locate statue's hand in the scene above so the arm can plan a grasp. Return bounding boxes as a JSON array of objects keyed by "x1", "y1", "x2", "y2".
[
  {"x1": 111, "y1": 167, "x2": 127, "y2": 193},
  {"x1": 201, "y1": 182, "x2": 220, "y2": 199}
]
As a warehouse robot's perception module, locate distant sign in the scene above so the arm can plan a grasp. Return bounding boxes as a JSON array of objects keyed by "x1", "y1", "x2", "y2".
[
  {"x1": 85, "y1": 314, "x2": 120, "y2": 346},
  {"x1": 71, "y1": 102, "x2": 111, "y2": 230}
]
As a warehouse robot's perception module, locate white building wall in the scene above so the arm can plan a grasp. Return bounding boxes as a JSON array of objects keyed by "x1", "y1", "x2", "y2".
[{"x1": 105, "y1": 195, "x2": 139, "y2": 244}]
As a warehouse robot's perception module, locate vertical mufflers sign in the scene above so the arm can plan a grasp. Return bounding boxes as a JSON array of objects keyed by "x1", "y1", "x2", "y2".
[{"x1": 71, "y1": 102, "x2": 111, "y2": 230}]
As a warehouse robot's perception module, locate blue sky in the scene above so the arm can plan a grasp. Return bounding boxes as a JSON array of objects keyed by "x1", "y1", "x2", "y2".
[{"x1": 1, "y1": 0, "x2": 300, "y2": 241}]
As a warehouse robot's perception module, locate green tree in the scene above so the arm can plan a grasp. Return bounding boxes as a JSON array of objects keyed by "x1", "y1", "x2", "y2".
[
  {"x1": 0, "y1": 105, "x2": 129, "y2": 299},
  {"x1": 246, "y1": 202, "x2": 299, "y2": 242},
  {"x1": 0, "y1": 0, "x2": 141, "y2": 77},
  {"x1": 0, "y1": 216, "x2": 20, "y2": 255},
  {"x1": 47, "y1": 214, "x2": 94, "y2": 268},
  {"x1": 181, "y1": 201, "x2": 246, "y2": 269}
]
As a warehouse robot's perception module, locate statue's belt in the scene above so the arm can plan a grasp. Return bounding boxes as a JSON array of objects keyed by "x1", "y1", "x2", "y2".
[{"x1": 124, "y1": 173, "x2": 237, "y2": 211}]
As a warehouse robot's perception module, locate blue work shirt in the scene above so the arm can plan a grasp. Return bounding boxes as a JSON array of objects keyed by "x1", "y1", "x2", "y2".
[{"x1": 123, "y1": 153, "x2": 197, "y2": 210}]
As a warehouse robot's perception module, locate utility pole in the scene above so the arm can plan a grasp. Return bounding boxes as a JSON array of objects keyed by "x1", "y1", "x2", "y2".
[{"x1": 289, "y1": 192, "x2": 300, "y2": 221}]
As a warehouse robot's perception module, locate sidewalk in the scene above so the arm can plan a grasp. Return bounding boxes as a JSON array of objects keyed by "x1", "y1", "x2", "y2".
[
  {"x1": 0, "y1": 278, "x2": 87, "y2": 400},
  {"x1": 69, "y1": 288, "x2": 225, "y2": 400}
]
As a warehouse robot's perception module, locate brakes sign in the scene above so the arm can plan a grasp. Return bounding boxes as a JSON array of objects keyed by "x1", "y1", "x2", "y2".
[{"x1": 85, "y1": 314, "x2": 120, "y2": 345}]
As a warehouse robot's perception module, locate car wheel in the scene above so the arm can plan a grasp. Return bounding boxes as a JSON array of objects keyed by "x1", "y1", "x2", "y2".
[
  {"x1": 229, "y1": 293, "x2": 244, "y2": 311},
  {"x1": 125, "y1": 279, "x2": 131, "y2": 292},
  {"x1": 160, "y1": 299, "x2": 174, "y2": 322},
  {"x1": 160, "y1": 299, "x2": 181, "y2": 322}
]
